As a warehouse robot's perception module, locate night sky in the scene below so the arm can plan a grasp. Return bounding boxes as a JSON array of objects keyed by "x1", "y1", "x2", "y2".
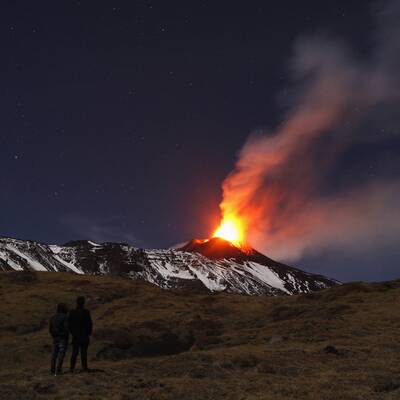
[{"x1": 2, "y1": 1, "x2": 399, "y2": 282}]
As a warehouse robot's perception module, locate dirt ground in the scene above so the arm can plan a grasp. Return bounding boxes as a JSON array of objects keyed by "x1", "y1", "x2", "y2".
[{"x1": 0, "y1": 271, "x2": 399, "y2": 399}]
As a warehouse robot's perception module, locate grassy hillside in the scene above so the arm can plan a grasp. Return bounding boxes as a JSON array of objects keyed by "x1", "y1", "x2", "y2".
[{"x1": 0, "y1": 271, "x2": 399, "y2": 400}]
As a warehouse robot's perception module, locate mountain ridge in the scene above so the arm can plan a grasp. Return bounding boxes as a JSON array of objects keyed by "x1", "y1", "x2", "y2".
[{"x1": 0, "y1": 235, "x2": 339, "y2": 295}]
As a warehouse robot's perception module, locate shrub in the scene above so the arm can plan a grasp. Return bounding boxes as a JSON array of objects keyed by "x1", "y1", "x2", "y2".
[
  {"x1": 231, "y1": 353, "x2": 260, "y2": 369},
  {"x1": 272, "y1": 305, "x2": 305, "y2": 321},
  {"x1": 4, "y1": 271, "x2": 38, "y2": 284}
]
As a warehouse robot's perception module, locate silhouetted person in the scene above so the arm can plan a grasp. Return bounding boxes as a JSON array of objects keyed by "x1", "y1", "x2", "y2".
[
  {"x1": 68, "y1": 296, "x2": 93, "y2": 372},
  {"x1": 49, "y1": 303, "x2": 69, "y2": 375}
]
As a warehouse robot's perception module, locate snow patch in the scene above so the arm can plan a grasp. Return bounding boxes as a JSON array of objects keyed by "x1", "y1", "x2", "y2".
[
  {"x1": 243, "y1": 262, "x2": 291, "y2": 294},
  {"x1": 53, "y1": 254, "x2": 84, "y2": 274},
  {"x1": 6, "y1": 244, "x2": 47, "y2": 272}
]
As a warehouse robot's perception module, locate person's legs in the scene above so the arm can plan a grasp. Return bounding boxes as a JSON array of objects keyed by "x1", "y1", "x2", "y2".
[
  {"x1": 51, "y1": 340, "x2": 60, "y2": 374},
  {"x1": 55, "y1": 339, "x2": 67, "y2": 374},
  {"x1": 70, "y1": 341, "x2": 80, "y2": 372},
  {"x1": 80, "y1": 340, "x2": 89, "y2": 370}
]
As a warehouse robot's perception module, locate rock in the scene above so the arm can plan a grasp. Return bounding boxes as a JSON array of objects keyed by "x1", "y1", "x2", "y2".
[
  {"x1": 16, "y1": 324, "x2": 41, "y2": 335},
  {"x1": 324, "y1": 345, "x2": 352, "y2": 356},
  {"x1": 231, "y1": 353, "x2": 260, "y2": 369},
  {"x1": 133, "y1": 380, "x2": 164, "y2": 389},
  {"x1": 96, "y1": 331, "x2": 195, "y2": 360},
  {"x1": 189, "y1": 367, "x2": 209, "y2": 379},
  {"x1": 374, "y1": 378, "x2": 400, "y2": 393},
  {"x1": 175, "y1": 310, "x2": 191, "y2": 316},
  {"x1": 267, "y1": 335, "x2": 284, "y2": 344},
  {"x1": 96, "y1": 346, "x2": 127, "y2": 361},
  {"x1": 324, "y1": 345, "x2": 339, "y2": 355}
]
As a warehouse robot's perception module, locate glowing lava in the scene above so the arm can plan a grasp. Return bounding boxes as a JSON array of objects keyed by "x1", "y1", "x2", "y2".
[{"x1": 213, "y1": 215, "x2": 245, "y2": 247}]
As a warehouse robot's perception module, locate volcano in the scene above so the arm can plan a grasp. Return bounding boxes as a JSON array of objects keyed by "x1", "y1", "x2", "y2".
[
  {"x1": 0, "y1": 236, "x2": 339, "y2": 295},
  {"x1": 178, "y1": 237, "x2": 339, "y2": 293},
  {"x1": 179, "y1": 237, "x2": 249, "y2": 260}
]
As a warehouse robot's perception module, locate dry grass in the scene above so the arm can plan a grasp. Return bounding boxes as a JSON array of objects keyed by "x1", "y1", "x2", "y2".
[{"x1": 0, "y1": 271, "x2": 400, "y2": 399}]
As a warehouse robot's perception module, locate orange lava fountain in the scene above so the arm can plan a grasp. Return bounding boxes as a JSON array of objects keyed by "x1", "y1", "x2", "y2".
[{"x1": 212, "y1": 215, "x2": 246, "y2": 247}]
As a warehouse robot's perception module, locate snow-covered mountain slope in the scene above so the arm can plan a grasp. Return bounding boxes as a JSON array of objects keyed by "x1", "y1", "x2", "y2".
[{"x1": 0, "y1": 236, "x2": 340, "y2": 295}]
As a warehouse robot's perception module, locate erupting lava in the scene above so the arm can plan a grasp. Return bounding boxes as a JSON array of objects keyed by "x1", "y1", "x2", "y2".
[{"x1": 213, "y1": 215, "x2": 245, "y2": 247}]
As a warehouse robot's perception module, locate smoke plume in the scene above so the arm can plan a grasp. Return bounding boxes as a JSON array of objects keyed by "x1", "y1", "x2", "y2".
[{"x1": 220, "y1": 1, "x2": 400, "y2": 261}]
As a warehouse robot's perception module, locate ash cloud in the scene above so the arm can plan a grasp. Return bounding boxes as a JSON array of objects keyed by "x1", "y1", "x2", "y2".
[{"x1": 220, "y1": 0, "x2": 400, "y2": 261}]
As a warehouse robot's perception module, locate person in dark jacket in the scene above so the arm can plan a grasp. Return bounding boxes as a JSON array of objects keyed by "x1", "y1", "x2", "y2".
[
  {"x1": 49, "y1": 303, "x2": 69, "y2": 375},
  {"x1": 68, "y1": 296, "x2": 93, "y2": 372}
]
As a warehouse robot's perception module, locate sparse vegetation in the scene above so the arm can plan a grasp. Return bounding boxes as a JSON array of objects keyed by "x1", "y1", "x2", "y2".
[{"x1": 0, "y1": 272, "x2": 400, "y2": 399}]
